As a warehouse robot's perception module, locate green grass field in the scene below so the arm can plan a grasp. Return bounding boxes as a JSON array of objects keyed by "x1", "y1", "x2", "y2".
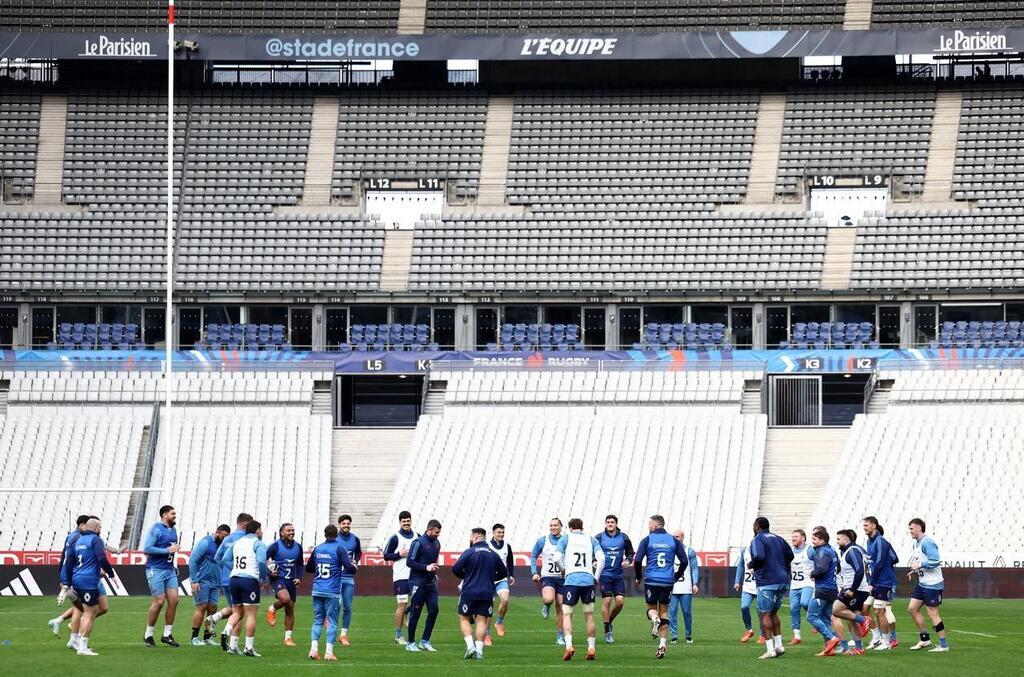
[{"x1": 0, "y1": 596, "x2": 1015, "y2": 676}]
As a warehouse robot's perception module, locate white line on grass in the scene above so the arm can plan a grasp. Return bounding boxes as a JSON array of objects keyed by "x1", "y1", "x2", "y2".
[{"x1": 951, "y1": 629, "x2": 997, "y2": 638}]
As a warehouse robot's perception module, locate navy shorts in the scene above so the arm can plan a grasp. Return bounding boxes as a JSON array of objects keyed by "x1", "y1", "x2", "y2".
[
  {"x1": 393, "y1": 580, "x2": 410, "y2": 598},
  {"x1": 645, "y1": 585, "x2": 672, "y2": 606},
  {"x1": 221, "y1": 583, "x2": 235, "y2": 606},
  {"x1": 74, "y1": 587, "x2": 100, "y2": 607},
  {"x1": 842, "y1": 590, "x2": 871, "y2": 611},
  {"x1": 911, "y1": 584, "x2": 943, "y2": 607},
  {"x1": 540, "y1": 576, "x2": 564, "y2": 596},
  {"x1": 563, "y1": 585, "x2": 596, "y2": 606},
  {"x1": 814, "y1": 588, "x2": 838, "y2": 604},
  {"x1": 229, "y1": 577, "x2": 261, "y2": 606},
  {"x1": 457, "y1": 597, "x2": 494, "y2": 617},
  {"x1": 272, "y1": 579, "x2": 296, "y2": 602},
  {"x1": 871, "y1": 585, "x2": 895, "y2": 603},
  {"x1": 600, "y1": 577, "x2": 625, "y2": 598}
]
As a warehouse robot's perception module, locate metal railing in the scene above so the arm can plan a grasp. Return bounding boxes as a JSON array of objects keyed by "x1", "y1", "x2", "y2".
[
  {"x1": 128, "y1": 401, "x2": 161, "y2": 549},
  {"x1": 431, "y1": 358, "x2": 766, "y2": 373}
]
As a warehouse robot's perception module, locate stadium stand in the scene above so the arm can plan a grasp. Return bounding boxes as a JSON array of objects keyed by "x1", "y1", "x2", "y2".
[
  {"x1": 953, "y1": 88, "x2": 1024, "y2": 203},
  {"x1": 176, "y1": 90, "x2": 385, "y2": 292},
  {"x1": 0, "y1": 0, "x2": 399, "y2": 32},
  {"x1": 885, "y1": 367, "x2": 1024, "y2": 401},
  {"x1": 779, "y1": 320, "x2": 877, "y2": 349},
  {"x1": 0, "y1": 405, "x2": 151, "y2": 550},
  {"x1": 871, "y1": 0, "x2": 1024, "y2": 27},
  {"x1": 776, "y1": 87, "x2": 936, "y2": 199},
  {"x1": 810, "y1": 403, "x2": 1024, "y2": 558},
  {"x1": 143, "y1": 406, "x2": 332, "y2": 547},
  {"x1": 340, "y1": 323, "x2": 439, "y2": 351},
  {"x1": 374, "y1": 404, "x2": 766, "y2": 551},
  {"x1": 5, "y1": 369, "x2": 322, "y2": 404},
  {"x1": 424, "y1": 0, "x2": 847, "y2": 31},
  {"x1": 332, "y1": 91, "x2": 488, "y2": 201},
  {"x1": 0, "y1": 90, "x2": 40, "y2": 201},
  {"x1": 0, "y1": 90, "x2": 171, "y2": 292},
  {"x1": 438, "y1": 368, "x2": 754, "y2": 403}
]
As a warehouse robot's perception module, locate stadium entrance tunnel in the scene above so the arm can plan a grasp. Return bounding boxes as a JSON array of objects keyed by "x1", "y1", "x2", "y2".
[
  {"x1": 768, "y1": 373, "x2": 870, "y2": 427},
  {"x1": 338, "y1": 375, "x2": 424, "y2": 427}
]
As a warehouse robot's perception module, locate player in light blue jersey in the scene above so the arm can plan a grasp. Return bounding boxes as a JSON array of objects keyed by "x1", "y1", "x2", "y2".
[
  {"x1": 788, "y1": 528, "x2": 814, "y2": 645},
  {"x1": 142, "y1": 505, "x2": 181, "y2": 648},
  {"x1": 335, "y1": 514, "x2": 362, "y2": 646},
  {"x1": 64, "y1": 518, "x2": 117, "y2": 656},
  {"x1": 555, "y1": 518, "x2": 604, "y2": 661},
  {"x1": 596, "y1": 514, "x2": 634, "y2": 644},
  {"x1": 218, "y1": 519, "x2": 270, "y2": 657},
  {"x1": 634, "y1": 514, "x2": 688, "y2": 660},
  {"x1": 265, "y1": 523, "x2": 304, "y2": 646},
  {"x1": 907, "y1": 518, "x2": 949, "y2": 652},
  {"x1": 206, "y1": 512, "x2": 253, "y2": 650},
  {"x1": 306, "y1": 524, "x2": 358, "y2": 660},
  {"x1": 188, "y1": 524, "x2": 230, "y2": 646},
  {"x1": 668, "y1": 529, "x2": 700, "y2": 644},
  {"x1": 530, "y1": 517, "x2": 566, "y2": 645},
  {"x1": 485, "y1": 523, "x2": 515, "y2": 643}
]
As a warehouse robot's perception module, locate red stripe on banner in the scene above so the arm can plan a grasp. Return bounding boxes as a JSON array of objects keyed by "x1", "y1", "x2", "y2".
[{"x1": 168, "y1": 5, "x2": 175, "y2": 24}]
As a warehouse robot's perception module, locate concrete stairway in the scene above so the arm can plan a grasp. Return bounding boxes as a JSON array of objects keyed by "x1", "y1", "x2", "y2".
[
  {"x1": 379, "y1": 230, "x2": 414, "y2": 291},
  {"x1": 120, "y1": 422, "x2": 153, "y2": 547},
  {"x1": 867, "y1": 379, "x2": 894, "y2": 415},
  {"x1": 921, "y1": 90, "x2": 963, "y2": 203},
  {"x1": 33, "y1": 95, "x2": 67, "y2": 205},
  {"x1": 397, "y1": 0, "x2": 427, "y2": 33},
  {"x1": 423, "y1": 384, "x2": 446, "y2": 415},
  {"x1": 843, "y1": 0, "x2": 873, "y2": 29},
  {"x1": 311, "y1": 387, "x2": 332, "y2": 416},
  {"x1": 741, "y1": 380, "x2": 762, "y2": 414},
  {"x1": 819, "y1": 227, "x2": 857, "y2": 290},
  {"x1": 302, "y1": 96, "x2": 340, "y2": 207},
  {"x1": 331, "y1": 427, "x2": 416, "y2": 530},
  {"x1": 476, "y1": 96, "x2": 515, "y2": 207},
  {"x1": 758, "y1": 427, "x2": 849, "y2": 537},
  {"x1": 744, "y1": 93, "x2": 786, "y2": 204}
]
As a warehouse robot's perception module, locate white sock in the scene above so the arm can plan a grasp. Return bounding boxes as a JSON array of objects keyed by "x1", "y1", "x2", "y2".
[
  {"x1": 79, "y1": 636, "x2": 88, "y2": 650},
  {"x1": 774, "y1": 635, "x2": 783, "y2": 650},
  {"x1": 268, "y1": 605, "x2": 276, "y2": 615},
  {"x1": 70, "y1": 632, "x2": 80, "y2": 643},
  {"x1": 50, "y1": 616, "x2": 62, "y2": 625},
  {"x1": 245, "y1": 636, "x2": 254, "y2": 651},
  {"x1": 325, "y1": 643, "x2": 335, "y2": 657},
  {"x1": 228, "y1": 635, "x2": 238, "y2": 650},
  {"x1": 587, "y1": 636, "x2": 596, "y2": 650},
  {"x1": 794, "y1": 629, "x2": 802, "y2": 640},
  {"x1": 564, "y1": 633, "x2": 573, "y2": 649},
  {"x1": 310, "y1": 640, "x2": 319, "y2": 653},
  {"x1": 475, "y1": 640, "x2": 484, "y2": 655},
  {"x1": 871, "y1": 628, "x2": 882, "y2": 641},
  {"x1": 647, "y1": 609, "x2": 658, "y2": 622},
  {"x1": 209, "y1": 612, "x2": 222, "y2": 624},
  {"x1": 659, "y1": 637, "x2": 667, "y2": 648},
  {"x1": 163, "y1": 625, "x2": 173, "y2": 638},
  {"x1": 285, "y1": 630, "x2": 292, "y2": 640},
  {"x1": 464, "y1": 635, "x2": 474, "y2": 650},
  {"x1": 340, "y1": 628, "x2": 348, "y2": 637},
  {"x1": 144, "y1": 625, "x2": 155, "y2": 639}
]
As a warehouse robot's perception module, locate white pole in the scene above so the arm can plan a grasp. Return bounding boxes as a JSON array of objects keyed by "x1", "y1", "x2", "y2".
[{"x1": 165, "y1": 0, "x2": 176, "y2": 511}]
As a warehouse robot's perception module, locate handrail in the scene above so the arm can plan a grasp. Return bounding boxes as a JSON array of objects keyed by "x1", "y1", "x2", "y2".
[{"x1": 128, "y1": 401, "x2": 161, "y2": 549}]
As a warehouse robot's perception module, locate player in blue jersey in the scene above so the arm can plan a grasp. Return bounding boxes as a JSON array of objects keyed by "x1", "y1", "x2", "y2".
[
  {"x1": 530, "y1": 517, "x2": 566, "y2": 645},
  {"x1": 335, "y1": 514, "x2": 362, "y2": 646},
  {"x1": 668, "y1": 529, "x2": 700, "y2": 644},
  {"x1": 64, "y1": 518, "x2": 116, "y2": 656},
  {"x1": 595, "y1": 514, "x2": 634, "y2": 644},
  {"x1": 208, "y1": 512, "x2": 253, "y2": 650},
  {"x1": 807, "y1": 526, "x2": 843, "y2": 656},
  {"x1": 382, "y1": 510, "x2": 417, "y2": 644},
  {"x1": 142, "y1": 505, "x2": 181, "y2": 648},
  {"x1": 265, "y1": 523, "x2": 304, "y2": 646},
  {"x1": 485, "y1": 523, "x2": 515, "y2": 643},
  {"x1": 907, "y1": 518, "x2": 949, "y2": 652},
  {"x1": 556, "y1": 518, "x2": 604, "y2": 661},
  {"x1": 747, "y1": 516, "x2": 793, "y2": 660},
  {"x1": 453, "y1": 527, "x2": 509, "y2": 660},
  {"x1": 188, "y1": 524, "x2": 230, "y2": 646},
  {"x1": 54, "y1": 514, "x2": 119, "y2": 649},
  {"x1": 218, "y1": 519, "x2": 270, "y2": 657},
  {"x1": 405, "y1": 519, "x2": 442, "y2": 653},
  {"x1": 306, "y1": 524, "x2": 358, "y2": 661},
  {"x1": 788, "y1": 528, "x2": 814, "y2": 645},
  {"x1": 832, "y1": 529, "x2": 874, "y2": 654},
  {"x1": 863, "y1": 516, "x2": 899, "y2": 650},
  {"x1": 633, "y1": 514, "x2": 688, "y2": 659}
]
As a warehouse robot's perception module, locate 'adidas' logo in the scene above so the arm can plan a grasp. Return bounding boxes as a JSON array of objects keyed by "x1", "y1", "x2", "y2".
[{"x1": 0, "y1": 568, "x2": 43, "y2": 596}]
